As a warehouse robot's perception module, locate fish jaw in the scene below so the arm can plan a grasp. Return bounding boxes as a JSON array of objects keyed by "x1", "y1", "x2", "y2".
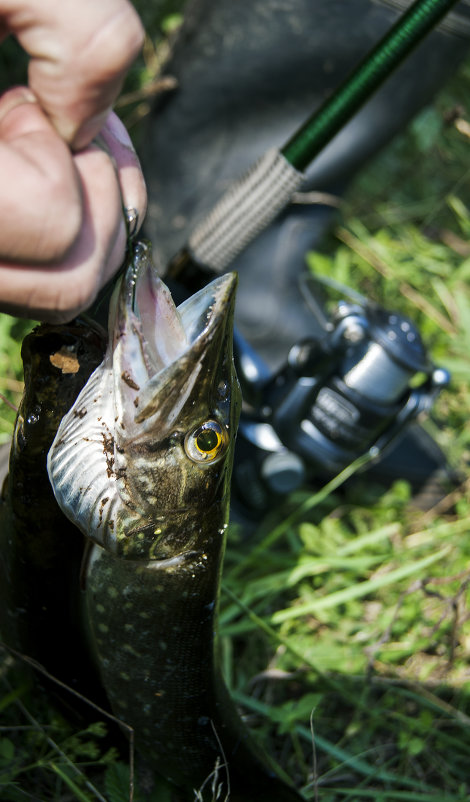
[{"x1": 47, "y1": 242, "x2": 240, "y2": 559}]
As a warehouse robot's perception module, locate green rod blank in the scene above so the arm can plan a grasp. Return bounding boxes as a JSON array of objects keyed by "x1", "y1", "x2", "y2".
[{"x1": 281, "y1": 0, "x2": 461, "y2": 172}]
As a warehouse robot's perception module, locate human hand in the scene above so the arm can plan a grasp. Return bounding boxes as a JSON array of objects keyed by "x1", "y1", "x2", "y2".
[{"x1": 0, "y1": 0, "x2": 147, "y2": 323}]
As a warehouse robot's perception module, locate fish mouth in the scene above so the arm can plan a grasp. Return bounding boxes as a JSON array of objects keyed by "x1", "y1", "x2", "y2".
[
  {"x1": 117, "y1": 240, "x2": 237, "y2": 371},
  {"x1": 113, "y1": 242, "x2": 238, "y2": 431}
]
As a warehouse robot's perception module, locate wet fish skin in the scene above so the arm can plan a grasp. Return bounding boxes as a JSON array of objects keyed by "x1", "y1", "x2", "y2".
[
  {"x1": 49, "y1": 242, "x2": 304, "y2": 801},
  {"x1": 0, "y1": 318, "x2": 107, "y2": 702}
]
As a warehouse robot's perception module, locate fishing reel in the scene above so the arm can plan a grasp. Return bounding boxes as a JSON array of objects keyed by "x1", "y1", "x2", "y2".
[{"x1": 232, "y1": 277, "x2": 450, "y2": 516}]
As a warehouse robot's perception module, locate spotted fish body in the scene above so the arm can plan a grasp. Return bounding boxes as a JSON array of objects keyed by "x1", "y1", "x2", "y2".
[{"x1": 48, "y1": 243, "x2": 303, "y2": 801}]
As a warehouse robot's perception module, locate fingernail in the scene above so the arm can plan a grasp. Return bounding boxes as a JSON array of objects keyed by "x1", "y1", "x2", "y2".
[
  {"x1": 124, "y1": 206, "x2": 139, "y2": 237},
  {"x1": 103, "y1": 111, "x2": 135, "y2": 150},
  {"x1": 0, "y1": 86, "x2": 37, "y2": 122},
  {"x1": 15, "y1": 87, "x2": 36, "y2": 103}
]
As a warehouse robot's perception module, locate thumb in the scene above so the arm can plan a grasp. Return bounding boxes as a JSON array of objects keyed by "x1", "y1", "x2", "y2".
[{"x1": 5, "y1": 0, "x2": 144, "y2": 150}]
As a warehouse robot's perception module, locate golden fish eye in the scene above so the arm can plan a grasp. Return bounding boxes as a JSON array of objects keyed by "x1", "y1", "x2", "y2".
[{"x1": 184, "y1": 420, "x2": 228, "y2": 464}]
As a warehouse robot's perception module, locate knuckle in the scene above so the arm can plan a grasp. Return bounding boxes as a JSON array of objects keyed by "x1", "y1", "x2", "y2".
[{"x1": 84, "y1": 5, "x2": 144, "y2": 75}]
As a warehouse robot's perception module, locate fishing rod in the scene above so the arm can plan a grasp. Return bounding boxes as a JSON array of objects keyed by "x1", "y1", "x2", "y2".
[
  {"x1": 167, "y1": 0, "x2": 461, "y2": 284},
  {"x1": 161, "y1": 0, "x2": 463, "y2": 516}
]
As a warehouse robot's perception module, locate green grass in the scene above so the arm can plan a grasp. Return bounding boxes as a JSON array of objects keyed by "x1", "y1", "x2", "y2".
[{"x1": 1, "y1": 7, "x2": 470, "y2": 802}]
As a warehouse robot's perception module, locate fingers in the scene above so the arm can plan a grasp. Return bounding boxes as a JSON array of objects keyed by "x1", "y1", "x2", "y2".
[
  {"x1": 3, "y1": 0, "x2": 144, "y2": 149},
  {"x1": 0, "y1": 0, "x2": 146, "y2": 320},
  {"x1": 0, "y1": 103, "x2": 147, "y2": 323},
  {"x1": 0, "y1": 144, "x2": 124, "y2": 323},
  {"x1": 0, "y1": 87, "x2": 82, "y2": 264}
]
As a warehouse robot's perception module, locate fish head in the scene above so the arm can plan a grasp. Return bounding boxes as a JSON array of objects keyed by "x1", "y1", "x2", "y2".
[
  {"x1": 113, "y1": 243, "x2": 241, "y2": 545},
  {"x1": 48, "y1": 242, "x2": 240, "y2": 560}
]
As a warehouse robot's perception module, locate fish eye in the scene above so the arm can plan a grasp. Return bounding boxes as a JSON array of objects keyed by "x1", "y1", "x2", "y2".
[{"x1": 184, "y1": 420, "x2": 228, "y2": 464}]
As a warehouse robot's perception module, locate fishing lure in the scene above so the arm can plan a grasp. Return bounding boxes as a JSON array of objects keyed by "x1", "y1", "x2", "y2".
[{"x1": 47, "y1": 242, "x2": 304, "y2": 801}]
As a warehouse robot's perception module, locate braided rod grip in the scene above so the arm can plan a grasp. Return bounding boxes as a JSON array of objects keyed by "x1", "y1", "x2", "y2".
[{"x1": 188, "y1": 148, "x2": 304, "y2": 273}]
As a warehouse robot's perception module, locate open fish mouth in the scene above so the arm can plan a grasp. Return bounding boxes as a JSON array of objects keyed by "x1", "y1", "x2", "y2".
[
  {"x1": 47, "y1": 241, "x2": 239, "y2": 554},
  {"x1": 117, "y1": 242, "x2": 233, "y2": 386},
  {"x1": 112, "y1": 242, "x2": 238, "y2": 432}
]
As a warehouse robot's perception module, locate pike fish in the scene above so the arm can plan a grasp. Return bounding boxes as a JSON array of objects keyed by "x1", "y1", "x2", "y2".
[{"x1": 48, "y1": 242, "x2": 304, "y2": 801}]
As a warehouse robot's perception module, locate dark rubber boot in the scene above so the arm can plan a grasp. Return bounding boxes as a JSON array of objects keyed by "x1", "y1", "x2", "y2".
[
  {"x1": 140, "y1": 0, "x2": 470, "y2": 367},
  {"x1": 139, "y1": 0, "x2": 469, "y2": 507}
]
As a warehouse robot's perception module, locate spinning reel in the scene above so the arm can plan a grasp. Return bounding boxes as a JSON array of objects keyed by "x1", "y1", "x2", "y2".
[{"x1": 232, "y1": 276, "x2": 450, "y2": 515}]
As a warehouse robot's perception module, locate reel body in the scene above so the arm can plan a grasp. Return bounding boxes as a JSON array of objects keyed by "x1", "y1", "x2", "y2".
[{"x1": 233, "y1": 290, "x2": 450, "y2": 515}]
